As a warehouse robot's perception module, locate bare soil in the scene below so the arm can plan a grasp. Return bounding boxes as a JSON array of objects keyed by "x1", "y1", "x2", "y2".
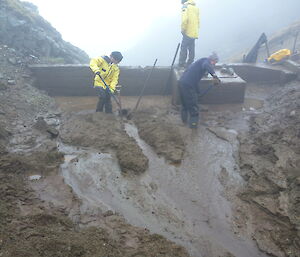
[
  {"x1": 132, "y1": 108, "x2": 185, "y2": 164},
  {"x1": 60, "y1": 112, "x2": 148, "y2": 174},
  {"x1": 1, "y1": 41, "x2": 300, "y2": 257}
]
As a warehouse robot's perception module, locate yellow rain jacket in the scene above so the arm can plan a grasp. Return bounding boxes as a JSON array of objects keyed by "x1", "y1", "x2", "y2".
[
  {"x1": 89, "y1": 56, "x2": 120, "y2": 92},
  {"x1": 268, "y1": 49, "x2": 291, "y2": 63},
  {"x1": 181, "y1": 0, "x2": 200, "y2": 39}
]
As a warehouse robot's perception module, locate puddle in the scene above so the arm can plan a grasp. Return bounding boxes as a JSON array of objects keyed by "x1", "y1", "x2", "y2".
[
  {"x1": 207, "y1": 97, "x2": 264, "y2": 113},
  {"x1": 59, "y1": 123, "x2": 268, "y2": 257}
]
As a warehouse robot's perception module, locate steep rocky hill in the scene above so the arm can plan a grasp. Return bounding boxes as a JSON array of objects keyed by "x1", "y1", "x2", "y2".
[{"x1": 0, "y1": 0, "x2": 89, "y2": 64}]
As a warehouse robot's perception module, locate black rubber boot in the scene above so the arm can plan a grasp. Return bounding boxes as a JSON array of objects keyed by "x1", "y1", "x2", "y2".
[
  {"x1": 189, "y1": 116, "x2": 198, "y2": 129},
  {"x1": 181, "y1": 109, "x2": 188, "y2": 124}
]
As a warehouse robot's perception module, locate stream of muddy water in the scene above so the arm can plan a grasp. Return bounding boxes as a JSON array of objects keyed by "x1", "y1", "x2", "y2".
[{"x1": 58, "y1": 120, "x2": 268, "y2": 257}]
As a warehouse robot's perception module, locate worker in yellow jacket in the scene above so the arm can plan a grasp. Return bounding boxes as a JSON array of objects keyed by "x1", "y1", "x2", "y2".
[
  {"x1": 178, "y1": 0, "x2": 200, "y2": 68},
  {"x1": 90, "y1": 51, "x2": 123, "y2": 113}
]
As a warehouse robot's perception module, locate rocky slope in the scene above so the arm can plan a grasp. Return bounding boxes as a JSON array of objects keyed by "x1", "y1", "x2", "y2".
[
  {"x1": 0, "y1": 0, "x2": 89, "y2": 64},
  {"x1": 237, "y1": 82, "x2": 300, "y2": 257}
]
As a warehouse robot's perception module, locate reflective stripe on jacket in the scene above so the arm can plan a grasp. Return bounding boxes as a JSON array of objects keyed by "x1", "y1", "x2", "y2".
[
  {"x1": 181, "y1": 0, "x2": 200, "y2": 39},
  {"x1": 89, "y1": 56, "x2": 120, "y2": 92}
]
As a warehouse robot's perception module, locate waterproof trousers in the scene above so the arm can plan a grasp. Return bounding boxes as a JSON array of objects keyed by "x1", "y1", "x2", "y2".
[
  {"x1": 179, "y1": 34, "x2": 195, "y2": 68},
  {"x1": 96, "y1": 87, "x2": 112, "y2": 113},
  {"x1": 178, "y1": 82, "x2": 199, "y2": 128}
]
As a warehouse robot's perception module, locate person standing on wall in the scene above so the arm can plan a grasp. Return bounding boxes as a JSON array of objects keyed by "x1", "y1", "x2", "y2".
[
  {"x1": 178, "y1": 53, "x2": 221, "y2": 129},
  {"x1": 89, "y1": 51, "x2": 123, "y2": 113},
  {"x1": 178, "y1": 0, "x2": 200, "y2": 68}
]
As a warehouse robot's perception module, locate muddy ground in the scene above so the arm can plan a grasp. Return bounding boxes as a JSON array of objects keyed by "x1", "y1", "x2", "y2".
[
  {"x1": 0, "y1": 42, "x2": 300, "y2": 257},
  {"x1": 0, "y1": 44, "x2": 190, "y2": 257}
]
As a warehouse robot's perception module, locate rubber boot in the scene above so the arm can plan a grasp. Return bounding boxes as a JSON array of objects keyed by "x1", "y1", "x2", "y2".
[
  {"x1": 189, "y1": 116, "x2": 198, "y2": 129},
  {"x1": 181, "y1": 109, "x2": 188, "y2": 124}
]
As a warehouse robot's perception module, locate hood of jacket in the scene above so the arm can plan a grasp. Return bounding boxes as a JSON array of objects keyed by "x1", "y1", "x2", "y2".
[{"x1": 186, "y1": 0, "x2": 196, "y2": 5}]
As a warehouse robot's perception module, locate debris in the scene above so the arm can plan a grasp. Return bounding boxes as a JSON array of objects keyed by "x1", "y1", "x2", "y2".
[
  {"x1": 29, "y1": 175, "x2": 42, "y2": 181},
  {"x1": 7, "y1": 80, "x2": 16, "y2": 85}
]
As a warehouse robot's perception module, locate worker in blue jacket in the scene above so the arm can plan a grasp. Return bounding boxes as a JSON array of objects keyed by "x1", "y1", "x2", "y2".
[{"x1": 179, "y1": 52, "x2": 220, "y2": 128}]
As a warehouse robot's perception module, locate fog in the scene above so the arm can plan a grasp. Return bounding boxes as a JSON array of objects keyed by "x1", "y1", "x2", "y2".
[
  {"x1": 124, "y1": 0, "x2": 300, "y2": 66},
  {"x1": 25, "y1": 0, "x2": 300, "y2": 66}
]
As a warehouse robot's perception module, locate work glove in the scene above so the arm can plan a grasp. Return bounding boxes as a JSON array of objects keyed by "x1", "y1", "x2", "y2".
[{"x1": 212, "y1": 75, "x2": 221, "y2": 85}]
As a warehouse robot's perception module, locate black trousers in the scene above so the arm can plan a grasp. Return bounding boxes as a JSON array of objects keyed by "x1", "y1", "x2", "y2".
[
  {"x1": 179, "y1": 82, "x2": 199, "y2": 127},
  {"x1": 96, "y1": 87, "x2": 112, "y2": 113},
  {"x1": 179, "y1": 34, "x2": 195, "y2": 67}
]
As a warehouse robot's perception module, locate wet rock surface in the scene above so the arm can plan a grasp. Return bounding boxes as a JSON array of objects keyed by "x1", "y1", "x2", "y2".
[{"x1": 237, "y1": 82, "x2": 300, "y2": 257}]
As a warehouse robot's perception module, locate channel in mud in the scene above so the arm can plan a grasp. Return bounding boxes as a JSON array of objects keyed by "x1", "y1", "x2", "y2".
[{"x1": 59, "y1": 119, "x2": 268, "y2": 257}]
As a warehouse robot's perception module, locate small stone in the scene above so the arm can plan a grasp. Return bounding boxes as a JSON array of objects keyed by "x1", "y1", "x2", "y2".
[
  {"x1": 7, "y1": 80, "x2": 16, "y2": 85},
  {"x1": 46, "y1": 127, "x2": 59, "y2": 137},
  {"x1": 290, "y1": 110, "x2": 296, "y2": 116},
  {"x1": 103, "y1": 210, "x2": 114, "y2": 217},
  {"x1": 8, "y1": 57, "x2": 17, "y2": 65},
  {"x1": 29, "y1": 175, "x2": 42, "y2": 181}
]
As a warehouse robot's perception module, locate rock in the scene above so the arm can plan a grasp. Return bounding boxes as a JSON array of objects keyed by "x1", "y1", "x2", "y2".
[
  {"x1": 8, "y1": 57, "x2": 17, "y2": 65},
  {"x1": 103, "y1": 210, "x2": 114, "y2": 217},
  {"x1": 7, "y1": 80, "x2": 16, "y2": 85},
  {"x1": 46, "y1": 127, "x2": 59, "y2": 138},
  {"x1": 29, "y1": 175, "x2": 42, "y2": 181},
  {"x1": 290, "y1": 110, "x2": 296, "y2": 116}
]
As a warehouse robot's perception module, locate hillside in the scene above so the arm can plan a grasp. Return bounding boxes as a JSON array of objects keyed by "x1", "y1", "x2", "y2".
[{"x1": 0, "y1": 0, "x2": 89, "y2": 64}]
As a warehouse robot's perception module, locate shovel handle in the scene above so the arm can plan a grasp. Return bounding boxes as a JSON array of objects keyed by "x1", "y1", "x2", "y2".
[{"x1": 96, "y1": 73, "x2": 122, "y2": 110}]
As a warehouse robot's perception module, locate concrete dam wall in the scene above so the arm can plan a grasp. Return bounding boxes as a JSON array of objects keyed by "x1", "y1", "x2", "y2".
[
  {"x1": 30, "y1": 64, "x2": 248, "y2": 104},
  {"x1": 30, "y1": 65, "x2": 174, "y2": 97},
  {"x1": 30, "y1": 63, "x2": 296, "y2": 104}
]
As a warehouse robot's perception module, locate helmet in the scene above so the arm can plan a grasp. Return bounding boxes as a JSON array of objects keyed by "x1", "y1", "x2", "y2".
[{"x1": 111, "y1": 51, "x2": 123, "y2": 62}]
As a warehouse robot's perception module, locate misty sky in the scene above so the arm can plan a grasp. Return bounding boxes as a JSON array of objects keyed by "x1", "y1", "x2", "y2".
[{"x1": 24, "y1": 0, "x2": 300, "y2": 65}]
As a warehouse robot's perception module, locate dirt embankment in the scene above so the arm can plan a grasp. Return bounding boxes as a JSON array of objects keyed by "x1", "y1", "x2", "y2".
[
  {"x1": 132, "y1": 109, "x2": 185, "y2": 164},
  {"x1": 237, "y1": 82, "x2": 300, "y2": 257},
  {"x1": 60, "y1": 113, "x2": 149, "y2": 174}
]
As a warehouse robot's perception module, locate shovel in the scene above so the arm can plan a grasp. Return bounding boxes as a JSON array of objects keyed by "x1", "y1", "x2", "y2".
[
  {"x1": 97, "y1": 73, "x2": 129, "y2": 116},
  {"x1": 127, "y1": 58, "x2": 158, "y2": 119}
]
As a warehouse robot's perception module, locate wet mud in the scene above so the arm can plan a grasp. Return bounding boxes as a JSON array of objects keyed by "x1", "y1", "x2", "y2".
[
  {"x1": 1, "y1": 40, "x2": 299, "y2": 257},
  {"x1": 59, "y1": 112, "x2": 148, "y2": 174},
  {"x1": 132, "y1": 108, "x2": 185, "y2": 164}
]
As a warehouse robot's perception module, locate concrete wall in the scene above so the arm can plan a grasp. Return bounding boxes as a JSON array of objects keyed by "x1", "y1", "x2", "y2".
[
  {"x1": 30, "y1": 64, "x2": 172, "y2": 96},
  {"x1": 30, "y1": 64, "x2": 248, "y2": 105},
  {"x1": 172, "y1": 69, "x2": 246, "y2": 105}
]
